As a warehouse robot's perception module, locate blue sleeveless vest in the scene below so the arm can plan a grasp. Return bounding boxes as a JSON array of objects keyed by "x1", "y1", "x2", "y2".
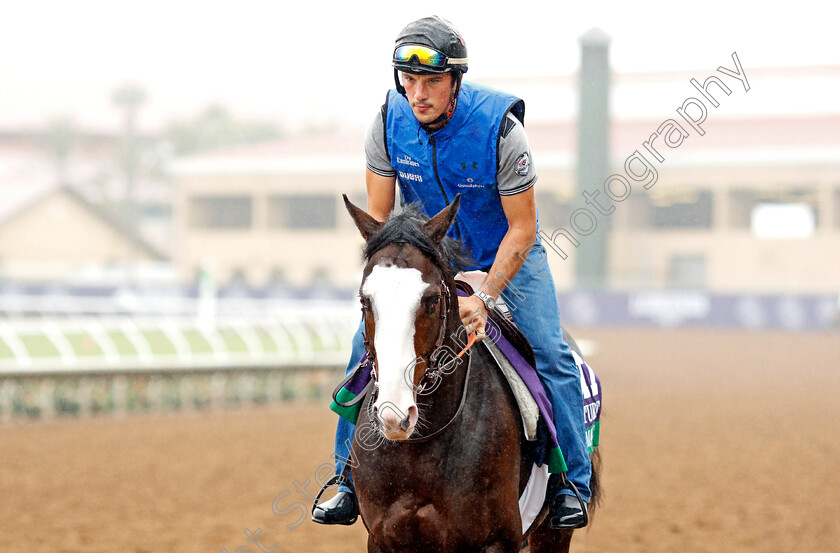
[{"x1": 384, "y1": 81, "x2": 530, "y2": 271}]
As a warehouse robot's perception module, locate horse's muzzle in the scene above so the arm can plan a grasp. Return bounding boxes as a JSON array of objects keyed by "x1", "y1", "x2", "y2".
[{"x1": 374, "y1": 403, "x2": 418, "y2": 440}]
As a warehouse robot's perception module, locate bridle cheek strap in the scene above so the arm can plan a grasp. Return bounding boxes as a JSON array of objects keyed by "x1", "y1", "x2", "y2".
[
  {"x1": 431, "y1": 276, "x2": 475, "y2": 360},
  {"x1": 363, "y1": 275, "x2": 477, "y2": 394},
  {"x1": 434, "y1": 276, "x2": 448, "y2": 349},
  {"x1": 415, "y1": 276, "x2": 476, "y2": 392},
  {"x1": 435, "y1": 274, "x2": 475, "y2": 358}
]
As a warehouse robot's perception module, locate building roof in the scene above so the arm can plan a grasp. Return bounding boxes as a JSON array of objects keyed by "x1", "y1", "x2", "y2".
[
  {"x1": 171, "y1": 127, "x2": 366, "y2": 176},
  {"x1": 0, "y1": 157, "x2": 168, "y2": 261},
  {"x1": 0, "y1": 156, "x2": 58, "y2": 222}
]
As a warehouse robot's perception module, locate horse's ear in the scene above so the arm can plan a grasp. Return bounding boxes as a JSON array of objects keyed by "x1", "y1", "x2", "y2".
[
  {"x1": 423, "y1": 194, "x2": 461, "y2": 243},
  {"x1": 343, "y1": 194, "x2": 383, "y2": 241}
]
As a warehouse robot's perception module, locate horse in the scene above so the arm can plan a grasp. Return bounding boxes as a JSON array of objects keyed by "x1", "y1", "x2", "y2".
[{"x1": 342, "y1": 194, "x2": 601, "y2": 553}]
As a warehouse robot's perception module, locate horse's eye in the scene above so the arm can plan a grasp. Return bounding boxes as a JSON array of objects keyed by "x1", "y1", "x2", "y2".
[
  {"x1": 360, "y1": 297, "x2": 371, "y2": 310},
  {"x1": 426, "y1": 295, "x2": 441, "y2": 313}
]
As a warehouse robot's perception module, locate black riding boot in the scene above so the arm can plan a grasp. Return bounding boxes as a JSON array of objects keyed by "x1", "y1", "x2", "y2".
[
  {"x1": 311, "y1": 491, "x2": 359, "y2": 525},
  {"x1": 548, "y1": 492, "x2": 588, "y2": 529},
  {"x1": 547, "y1": 473, "x2": 588, "y2": 529}
]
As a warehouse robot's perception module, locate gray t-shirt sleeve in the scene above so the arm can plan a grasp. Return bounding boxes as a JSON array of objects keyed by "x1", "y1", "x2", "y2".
[
  {"x1": 497, "y1": 113, "x2": 537, "y2": 196},
  {"x1": 365, "y1": 110, "x2": 396, "y2": 177}
]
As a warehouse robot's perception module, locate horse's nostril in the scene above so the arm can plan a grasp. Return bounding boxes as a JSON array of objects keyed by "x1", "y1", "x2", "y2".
[{"x1": 399, "y1": 405, "x2": 418, "y2": 431}]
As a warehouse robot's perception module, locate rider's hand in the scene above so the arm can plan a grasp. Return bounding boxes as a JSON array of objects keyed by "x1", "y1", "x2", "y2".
[{"x1": 458, "y1": 295, "x2": 488, "y2": 341}]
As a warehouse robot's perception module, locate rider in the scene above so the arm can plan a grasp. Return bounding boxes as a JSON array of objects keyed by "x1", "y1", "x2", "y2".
[{"x1": 312, "y1": 15, "x2": 591, "y2": 529}]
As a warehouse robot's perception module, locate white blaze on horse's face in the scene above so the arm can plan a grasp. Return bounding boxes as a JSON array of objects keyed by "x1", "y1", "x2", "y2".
[{"x1": 362, "y1": 264, "x2": 426, "y2": 440}]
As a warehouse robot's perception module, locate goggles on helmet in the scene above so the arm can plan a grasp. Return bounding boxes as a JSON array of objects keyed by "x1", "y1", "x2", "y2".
[{"x1": 393, "y1": 44, "x2": 467, "y2": 70}]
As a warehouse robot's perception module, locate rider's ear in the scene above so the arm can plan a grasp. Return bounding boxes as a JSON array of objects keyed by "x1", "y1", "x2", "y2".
[
  {"x1": 343, "y1": 194, "x2": 383, "y2": 241},
  {"x1": 423, "y1": 194, "x2": 460, "y2": 243}
]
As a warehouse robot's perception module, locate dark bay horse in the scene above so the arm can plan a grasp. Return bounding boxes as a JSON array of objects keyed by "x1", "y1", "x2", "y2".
[{"x1": 343, "y1": 194, "x2": 601, "y2": 553}]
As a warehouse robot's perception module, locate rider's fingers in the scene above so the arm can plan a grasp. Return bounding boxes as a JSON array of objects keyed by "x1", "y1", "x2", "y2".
[{"x1": 470, "y1": 318, "x2": 487, "y2": 341}]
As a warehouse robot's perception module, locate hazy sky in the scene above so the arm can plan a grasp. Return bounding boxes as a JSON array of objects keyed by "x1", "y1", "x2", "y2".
[{"x1": 2, "y1": 0, "x2": 837, "y2": 133}]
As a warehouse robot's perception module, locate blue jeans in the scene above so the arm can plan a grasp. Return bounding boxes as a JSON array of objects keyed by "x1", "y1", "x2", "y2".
[
  {"x1": 334, "y1": 319, "x2": 365, "y2": 493},
  {"x1": 333, "y1": 244, "x2": 591, "y2": 501}
]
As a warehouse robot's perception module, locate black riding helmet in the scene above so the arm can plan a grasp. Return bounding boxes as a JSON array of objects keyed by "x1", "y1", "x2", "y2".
[{"x1": 393, "y1": 16, "x2": 469, "y2": 129}]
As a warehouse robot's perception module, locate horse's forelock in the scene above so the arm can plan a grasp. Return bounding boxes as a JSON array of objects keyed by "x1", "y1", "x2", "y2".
[{"x1": 363, "y1": 205, "x2": 470, "y2": 275}]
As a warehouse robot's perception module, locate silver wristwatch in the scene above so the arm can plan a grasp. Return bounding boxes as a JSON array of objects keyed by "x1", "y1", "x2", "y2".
[{"x1": 473, "y1": 290, "x2": 497, "y2": 312}]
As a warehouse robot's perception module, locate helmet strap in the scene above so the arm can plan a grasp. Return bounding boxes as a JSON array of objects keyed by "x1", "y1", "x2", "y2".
[{"x1": 394, "y1": 68, "x2": 406, "y2": 97}]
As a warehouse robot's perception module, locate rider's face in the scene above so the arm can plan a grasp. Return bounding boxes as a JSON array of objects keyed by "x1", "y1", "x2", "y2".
[{"x1": 401, "y1": 72, "x2": 453, "y2": 126}]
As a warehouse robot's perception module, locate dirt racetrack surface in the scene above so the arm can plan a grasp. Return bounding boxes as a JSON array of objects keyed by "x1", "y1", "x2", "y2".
[{"x1": 2, "y1": 328, "x2": 839, "y2": 553}]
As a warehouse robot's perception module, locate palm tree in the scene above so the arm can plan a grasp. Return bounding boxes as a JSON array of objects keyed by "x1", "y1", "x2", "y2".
[{"x1": 44, "y1": 116, "x2": 78, "y2": 185}]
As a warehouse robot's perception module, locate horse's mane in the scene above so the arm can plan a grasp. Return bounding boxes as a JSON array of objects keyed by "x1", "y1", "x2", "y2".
[{"x1": 363, "y1": 204, "x2": 472, "y2": 275}]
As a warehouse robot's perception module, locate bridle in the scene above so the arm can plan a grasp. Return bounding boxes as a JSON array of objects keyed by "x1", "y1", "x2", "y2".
[
  {"x1": 361, "y1": 270, "x2": 474, "y2": 396},
  {"x1": 359, "y1": 265, "x2": 475, "y2": 442}
]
